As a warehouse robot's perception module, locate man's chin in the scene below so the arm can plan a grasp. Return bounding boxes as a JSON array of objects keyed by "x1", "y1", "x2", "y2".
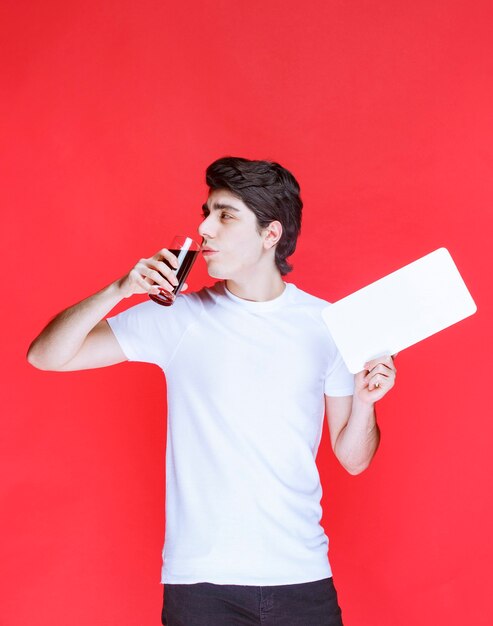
[{"x1": 206, "y1": 266, "x2": 229, "y2": 280}]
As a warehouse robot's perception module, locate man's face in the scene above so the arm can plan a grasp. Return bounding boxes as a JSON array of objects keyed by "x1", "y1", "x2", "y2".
[{"x1": 198, "y1": 188, "x2": 267, "y2": 281}]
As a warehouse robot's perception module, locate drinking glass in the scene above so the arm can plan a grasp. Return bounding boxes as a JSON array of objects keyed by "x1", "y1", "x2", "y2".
[{"x1": 149, "y1": 235, "x2": 200, "y2": 306}]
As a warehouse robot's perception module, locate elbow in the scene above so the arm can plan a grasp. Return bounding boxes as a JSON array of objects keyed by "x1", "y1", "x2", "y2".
[
  {"x1": 343, "y1": 461, "x2": 370, "y2": 476},
  {"x1": 27, "y1": 348, "x2": 44, "y2": 370},
  {"x1": 27, "y1": 342, "x2": 52, "y2": 371},
  {"x1": 334, "y1": 446, "x2": 373, "y2": 475}
]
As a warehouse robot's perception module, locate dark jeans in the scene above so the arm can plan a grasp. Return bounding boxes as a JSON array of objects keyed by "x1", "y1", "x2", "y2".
[{"x1": 161, "y1": 577, "x2": 343, "y2": 625}]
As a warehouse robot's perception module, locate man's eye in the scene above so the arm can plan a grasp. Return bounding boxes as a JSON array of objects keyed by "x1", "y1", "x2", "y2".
[{"x1": 221, "y1": 212, "x2": 232, "y2": 220}]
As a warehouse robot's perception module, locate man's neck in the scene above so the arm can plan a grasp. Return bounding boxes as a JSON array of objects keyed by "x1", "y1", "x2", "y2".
[{"x1": 226, "y1": 272, "x2": 286, "y2": 302}]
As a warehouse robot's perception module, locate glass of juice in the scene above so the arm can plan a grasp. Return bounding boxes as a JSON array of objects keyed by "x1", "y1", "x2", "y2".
[{"x1": 149, "y1": 235, "x2": 200, "y2": 306}]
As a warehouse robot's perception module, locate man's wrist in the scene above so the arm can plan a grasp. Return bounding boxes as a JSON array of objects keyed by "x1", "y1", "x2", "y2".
[
  {"x1": 110, "y1": 276, "x2": 132, "y2": 300},
  {"x1": 350, "y1": 394, "x2": 377, "y2": 432},
  {"x1": 351, "y1": 393, "x2": 375, "y2": 413}
]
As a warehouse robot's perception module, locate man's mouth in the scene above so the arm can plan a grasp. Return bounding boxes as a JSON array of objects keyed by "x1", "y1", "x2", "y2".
[{"x1": 201, "y1": 246, "x2": 218, "y2": 257}]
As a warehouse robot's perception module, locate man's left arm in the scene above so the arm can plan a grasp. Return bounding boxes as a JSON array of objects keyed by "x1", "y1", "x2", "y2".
[{"x1": 325, "y1": 355, "x2": 396, "y2": 475}]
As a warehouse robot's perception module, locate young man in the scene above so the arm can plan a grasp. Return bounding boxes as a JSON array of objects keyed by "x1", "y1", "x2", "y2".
[{"x1": 28, "y1": 157, "x2": 396, "y2": 625}]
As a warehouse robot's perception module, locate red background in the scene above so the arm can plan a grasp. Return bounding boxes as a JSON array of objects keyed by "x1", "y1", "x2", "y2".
[{"x1": 2, "y1": 1, "x2": 492, "y2": 624}]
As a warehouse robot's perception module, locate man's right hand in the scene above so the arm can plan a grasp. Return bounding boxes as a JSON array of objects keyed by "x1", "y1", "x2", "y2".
[{"x1": 117, "y1": 248, "x2": 182, "y2": 298}]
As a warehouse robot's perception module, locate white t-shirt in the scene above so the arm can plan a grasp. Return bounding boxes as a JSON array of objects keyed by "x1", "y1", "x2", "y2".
[{"x1": 107, "y1": 281, "x2": 354, "y2": 585}]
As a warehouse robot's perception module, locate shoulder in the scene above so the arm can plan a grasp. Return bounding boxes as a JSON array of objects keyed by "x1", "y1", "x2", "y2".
[
  {"x1": 288, "y1": 283, "x2": 330, "y2": 306},
  {"x1": 286, "y1": 283, "x2": 332, "y2": 317}
]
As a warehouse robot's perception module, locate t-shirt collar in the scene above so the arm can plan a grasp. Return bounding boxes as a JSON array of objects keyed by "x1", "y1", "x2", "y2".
[{"x1": 221, "y1": 281, "x2": 292, "y2": 312}]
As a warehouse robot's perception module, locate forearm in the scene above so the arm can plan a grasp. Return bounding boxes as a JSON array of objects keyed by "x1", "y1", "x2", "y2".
[
  {"x1": 334, "y1": 396, "x2": 380, "y2": 475},
  {"x1": 27, "y1": 279, "x2": 124, "y2": 370}
]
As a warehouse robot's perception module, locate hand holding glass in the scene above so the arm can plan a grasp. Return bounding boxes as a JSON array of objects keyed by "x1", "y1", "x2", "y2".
[{"x1": 149, "y1": 236, "x2": 200, "y2": 306}]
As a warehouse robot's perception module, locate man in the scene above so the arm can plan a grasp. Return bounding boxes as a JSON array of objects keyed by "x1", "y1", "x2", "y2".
[{"x1": 28, "y1": 157, "x2": 396, "y2": 625}]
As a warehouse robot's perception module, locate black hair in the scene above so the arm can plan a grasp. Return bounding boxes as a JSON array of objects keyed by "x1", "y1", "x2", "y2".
[{"x1": 205, "y1": 156, "x2": 303, "y2": 275}]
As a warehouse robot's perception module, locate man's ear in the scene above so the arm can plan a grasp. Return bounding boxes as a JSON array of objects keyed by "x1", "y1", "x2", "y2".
[{"x1": 263, "y1": 221, "x2": 283, "y2": 249}]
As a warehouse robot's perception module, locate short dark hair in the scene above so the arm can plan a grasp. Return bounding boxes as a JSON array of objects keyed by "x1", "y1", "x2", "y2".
[{"x1": 205, "y1": 156, "x2": 303, "y2": 275}]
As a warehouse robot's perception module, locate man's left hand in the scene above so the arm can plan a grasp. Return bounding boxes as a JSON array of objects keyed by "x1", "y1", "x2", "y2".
[{"x1": 354, "y1": 355, "x2": 397, "y2": 405}]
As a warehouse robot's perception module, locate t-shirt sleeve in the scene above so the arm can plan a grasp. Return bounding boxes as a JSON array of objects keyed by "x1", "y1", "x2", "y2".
[
  {"x1": 106, "y1": 293, "x2": 201, "y2": 369},
  {"x1": 324, "y1": 338, "x2": 355, "y2": 397}
]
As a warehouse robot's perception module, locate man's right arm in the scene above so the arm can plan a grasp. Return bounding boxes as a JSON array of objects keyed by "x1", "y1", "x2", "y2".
[{"x1": 27, "y1": 249, "x2": 181, "y2": 372}]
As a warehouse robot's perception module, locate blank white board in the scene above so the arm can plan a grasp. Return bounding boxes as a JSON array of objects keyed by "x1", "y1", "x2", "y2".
[{"x1": 321, "y1": 248, "x2": 477, "y2": 374}]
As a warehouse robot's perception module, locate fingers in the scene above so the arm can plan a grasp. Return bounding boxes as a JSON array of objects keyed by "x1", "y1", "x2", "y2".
[
  {"x1": 127, "y1": 267, "x2": 162, "y2": 296},
  {"x1": 120, "y1": 248, "x2": 185, "y2": 299},
  {"x1": 129, "y1": 255, "x2": 179, "y2": 295},
  {"x1": 147, "y1": 265, "x2": 178, "y2": 289},
  {"x1": 365, "y1": 355, "x2": 395, "y2": 371},
  {"x1": 132, "y1": 271, "x2": 161, "y2": 295},
  {"x1": 365, "y1": 372, "x2": 391, "y2": 391},
  {"x1": 154, "y1": 248, "x2": 179, "y2": 269},
  {"x1": 363, "y1": 356, "x2": 397, "y2": 392}
]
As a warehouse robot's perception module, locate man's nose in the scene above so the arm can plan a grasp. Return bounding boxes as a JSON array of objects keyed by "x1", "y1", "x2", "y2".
[{"x1": 198, "y1": 215, "x2": 215, "y2": 240}]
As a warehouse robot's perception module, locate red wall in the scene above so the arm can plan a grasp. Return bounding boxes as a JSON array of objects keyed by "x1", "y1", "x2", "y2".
[{"x1": 2, "y1": 1, "x2": 492, "y2": 624}]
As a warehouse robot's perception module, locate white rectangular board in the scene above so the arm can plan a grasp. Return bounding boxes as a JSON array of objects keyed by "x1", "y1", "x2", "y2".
[{"x1": 321, "y1": 248, "x2": 477, "y2": 374}]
